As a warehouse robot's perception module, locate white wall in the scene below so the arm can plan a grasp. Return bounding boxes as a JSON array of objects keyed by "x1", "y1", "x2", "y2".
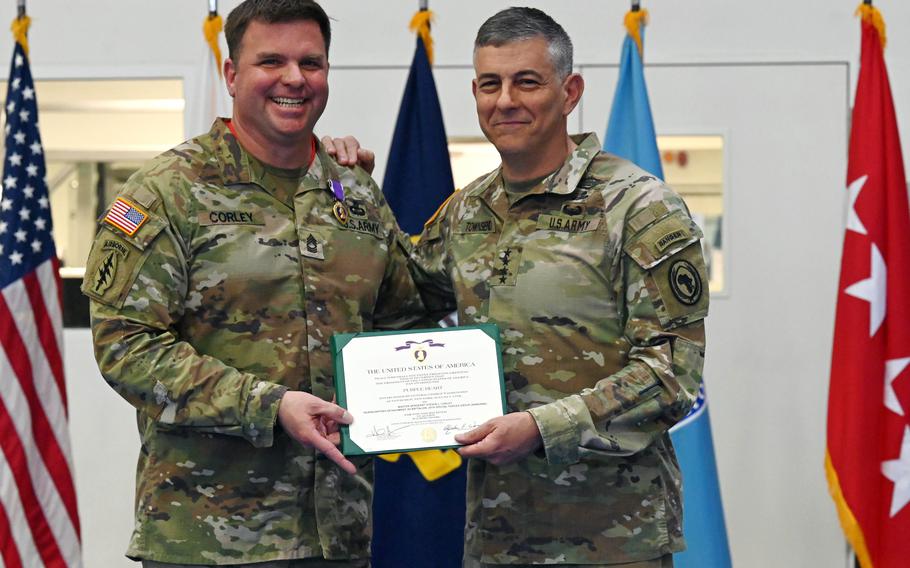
[{"x1": 8, "y1": 1, "x2": 909, "y2": 567}]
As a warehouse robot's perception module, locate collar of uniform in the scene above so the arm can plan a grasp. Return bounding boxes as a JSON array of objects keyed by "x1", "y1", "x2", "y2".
[
  {"x1": 207, "y1": 120, "x2": 340, "y2": 200},
  {"x1": 469, "y1": 132, "x2": 601, "y2": 205},
  {"x1": 206, "y1": 118, "x2": 253, "y2": 187},
  {"x1": 294, "y1": 138, "x2": 343, "y2": 197}
]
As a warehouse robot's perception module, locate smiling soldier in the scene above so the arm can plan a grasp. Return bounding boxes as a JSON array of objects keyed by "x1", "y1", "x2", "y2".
[
  {"x1": 82, "y1": 1, "x2": 425, "y2": 566},
  {"x1": 411, "y1": 7, "x2": 710, "y2": 568}
]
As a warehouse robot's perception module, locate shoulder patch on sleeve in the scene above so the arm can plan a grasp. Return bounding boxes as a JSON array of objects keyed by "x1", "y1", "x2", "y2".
[
  {"x1": 624, "y1": 209, "x2": 703, "y2": 270},
  {"x1": 103, "y1": 197, "x2": 150, "y2": 236},
  {"x1": 82, "y1": 211, "x2": 168, "y2": 308},
  {"x1": 624, "y1": 209, "x2": 709, "y2": 329}
]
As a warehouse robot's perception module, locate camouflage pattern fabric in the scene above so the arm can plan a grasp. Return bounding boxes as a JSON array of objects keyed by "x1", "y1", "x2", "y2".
[
  {"x1": 411, "y1": 133, "x2": 708, "y2": 565},
  {"x1": 82, "y1": 119, "x2": 426, "y2": 564},
  {"x1": 462, "y1": 552, "x2": 673, "y2": 568}
]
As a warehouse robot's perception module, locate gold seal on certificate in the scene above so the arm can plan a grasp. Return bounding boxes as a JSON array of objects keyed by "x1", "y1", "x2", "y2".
[{"x1": 331, "y1": 324, "x2": 506, "y2": 455}]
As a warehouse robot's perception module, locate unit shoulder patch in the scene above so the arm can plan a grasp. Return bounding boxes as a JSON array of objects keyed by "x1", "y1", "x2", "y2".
[{"x1": 81, "y1": 230, "x2": 152, "y2": 308}]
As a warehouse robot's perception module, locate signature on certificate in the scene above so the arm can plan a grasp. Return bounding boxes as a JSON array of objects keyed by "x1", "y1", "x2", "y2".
[
  {"x1": 443, "y1": 422, "x2": 480, "y2": 435},
  {"x1": 365, "y1": 424, "x2": 410, "y2": 440}
]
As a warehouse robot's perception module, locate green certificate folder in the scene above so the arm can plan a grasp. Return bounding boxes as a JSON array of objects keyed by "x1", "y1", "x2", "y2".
[{"x1": 331, "y1": 324, "x2": 506, "y2": 456}]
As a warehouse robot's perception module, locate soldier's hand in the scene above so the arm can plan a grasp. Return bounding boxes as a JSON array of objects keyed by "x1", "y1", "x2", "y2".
[
  {"x1": 321, "y1": 135, "x2": 375, "y2": 174},
  {"x1": 278, "y1": 391, "x2": 357, "y2": 474},
  {"x1": 455, "y1": 412, "x2": 542, "y2": 466}
]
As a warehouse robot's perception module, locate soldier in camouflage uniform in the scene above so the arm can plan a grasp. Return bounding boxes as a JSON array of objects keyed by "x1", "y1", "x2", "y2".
[
  {"x1": 81, "y1": 1, "x2": 425, "y2": 566},
  {"x1": 410, "y1": 8, "x2": 708, "y2": 567}
]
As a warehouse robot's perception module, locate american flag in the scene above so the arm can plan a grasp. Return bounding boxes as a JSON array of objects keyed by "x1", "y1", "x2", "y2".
[
  {"x1": 0, "y1": 41, "x2": 82, "y2": 567},
  {"x1": 104, "y1": 197, "x2": 147, "y2": 236}
]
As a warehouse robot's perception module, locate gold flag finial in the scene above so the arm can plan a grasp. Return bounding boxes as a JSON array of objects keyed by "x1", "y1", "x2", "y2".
[
  {"x1": 11, "y1": 15, "x2": 31, "y2": 56},
  {"x1": 203, "y1": 13, "x2": 225, "y2": 78},
  {"x1": 856, "y1": 3, "x2": 887, "y2": 48},
  {"x1": 623, "y1": 9, "x2": 649, "y2": 57},
  {"x1": 409, "y1": 10, "x2": 435, "y2": 65}
]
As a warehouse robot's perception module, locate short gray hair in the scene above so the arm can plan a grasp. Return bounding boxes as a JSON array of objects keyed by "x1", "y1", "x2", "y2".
[{"x1": 474, "y1": 7, "x2": 573, "y2": 78}]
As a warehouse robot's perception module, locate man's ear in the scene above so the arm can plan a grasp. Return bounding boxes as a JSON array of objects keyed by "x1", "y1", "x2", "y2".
[
  {"x1": 472, "y1": 78, "x2": 479, "y2": 100},
  {"x1": 562, "y1": 73, "x2": 584, "y2": 116},
  {"x1": 224, "y1": 58, "x2": 237, "y2": 97}
]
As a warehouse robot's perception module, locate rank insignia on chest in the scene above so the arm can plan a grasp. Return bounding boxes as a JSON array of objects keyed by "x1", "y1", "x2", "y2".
[
  {"x1": 104, "y1": 197, "x2": 149, "y2": 236},
  {"x1": 300, "y1": 232, "x2": 326, "y2": 260},
  {"x1": 491, "y1": 245, "x2": 522, "y2": 287}
]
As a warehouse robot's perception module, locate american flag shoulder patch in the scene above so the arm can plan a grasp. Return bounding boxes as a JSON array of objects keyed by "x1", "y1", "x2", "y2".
[{"x1": 104, "y1": 197, "x2": 149, "y2": 236}]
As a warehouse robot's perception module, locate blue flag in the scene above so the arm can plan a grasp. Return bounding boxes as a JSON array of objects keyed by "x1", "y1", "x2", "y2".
[
  {"x1": 603, "y1": 29, "x2": 663, "y2": 179},
  {"x1": 381, "y1": 35, "x2": 455, "y2": 234},
  {"x1": 669, "y1": 385, "x2": 732, "y2": 567},
  {"x1": 604, "y1": 18, "x2": 732, "y2": 568},
  {"x1": 372, "y1": 32, "x2": 465, "y2": 568}
]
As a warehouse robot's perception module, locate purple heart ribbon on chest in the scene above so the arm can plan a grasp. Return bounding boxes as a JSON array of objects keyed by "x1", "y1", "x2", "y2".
[{"x1": 330, "y1": 179, "x2": 345, "y2": 202}]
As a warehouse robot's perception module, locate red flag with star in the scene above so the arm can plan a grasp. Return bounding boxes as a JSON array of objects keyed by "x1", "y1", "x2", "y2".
[{"x1": 826, "y1": 5, "x2": 910, "y2": 567}]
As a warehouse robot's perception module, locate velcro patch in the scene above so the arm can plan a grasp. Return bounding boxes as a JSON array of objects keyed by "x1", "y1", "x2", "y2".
[
  {"x1": 536, "y1": 214, "x2": 600, "y2": 233},
  {"x1": 455, "y1": 219, "x2": 495, "y2": 234},
  {"x1": 104, "y1": 198, "x2": 148, "y2": 236},
  {"x1": 300, "y1": 232, "x2": 326, "y2": 260},
  {"x1": 81, "y1": 231, "x2": 151, "y2": 308},
  {"x1": 344, "y1": 217, "x2": 386, "y2": 238},
  {"x1": 624, "y1": 211, "x2": 702, "y2": 270},
  {"x1": 490, "y1": 245, "x2": 522, "y2": 287},
  {"x1": 199, "y1": 210, "x2": 264, "y2": 226}
]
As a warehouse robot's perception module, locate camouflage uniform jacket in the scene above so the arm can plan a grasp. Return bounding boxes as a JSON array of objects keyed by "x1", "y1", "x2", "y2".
[
  {"x1": 82, "y1": 120, "x2": 426, "y2": 564},
  {"x1": 412, "y1": 133, "x2": 709, "y2": 564}
]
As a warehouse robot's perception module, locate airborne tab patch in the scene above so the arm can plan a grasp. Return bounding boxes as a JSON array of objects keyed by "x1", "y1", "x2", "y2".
[{"x1": 104, "y1": 198, "x2": 149, "y2": 236}]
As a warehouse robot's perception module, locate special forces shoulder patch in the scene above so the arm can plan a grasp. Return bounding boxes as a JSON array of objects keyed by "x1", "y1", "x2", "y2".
[
  {"x1": 81, "y1": 234, "x2": 145, "y2": 307},
  {"x1": 83, "y1": 203, "x2": 166, "y2": 308},
  {"x1": 89, "y1": 239, "x2": 130, "y2": 296}
]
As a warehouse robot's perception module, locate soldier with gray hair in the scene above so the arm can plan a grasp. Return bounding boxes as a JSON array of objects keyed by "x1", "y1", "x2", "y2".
[
  {"x1": 82, "y1": 0, "x2": 424, "y2": 566},
  {"x1": 411, "y1": 7, "x2": 709, "y2": 567}
]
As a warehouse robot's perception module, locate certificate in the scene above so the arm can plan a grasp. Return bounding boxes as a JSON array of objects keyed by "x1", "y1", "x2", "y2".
[{"x1": 331, "y1": 324, "x2": 506, "y2": 455}]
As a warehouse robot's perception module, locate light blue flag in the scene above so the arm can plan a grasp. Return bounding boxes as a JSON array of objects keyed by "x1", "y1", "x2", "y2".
[
  {"x1": 604, "y1": 17, "x2": 732, "y2": 568},
  {"x1": 603, "y1": 28, "x2": 663, "y2": 178}
]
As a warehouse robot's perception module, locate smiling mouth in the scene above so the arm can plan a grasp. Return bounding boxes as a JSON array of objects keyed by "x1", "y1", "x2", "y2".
[{"x1": 271, "y1": 96, "x2": 307, "y2": 108}]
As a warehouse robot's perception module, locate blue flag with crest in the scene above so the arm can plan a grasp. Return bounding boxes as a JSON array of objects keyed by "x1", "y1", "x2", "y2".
[{"x1": 604, "y1": 12, "x2": 732, "y2": 568}]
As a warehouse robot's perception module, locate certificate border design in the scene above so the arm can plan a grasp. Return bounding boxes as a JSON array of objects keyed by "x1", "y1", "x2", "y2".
[{"x1": 331, "y1": 323, "x2": 505, "y2": 456}]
